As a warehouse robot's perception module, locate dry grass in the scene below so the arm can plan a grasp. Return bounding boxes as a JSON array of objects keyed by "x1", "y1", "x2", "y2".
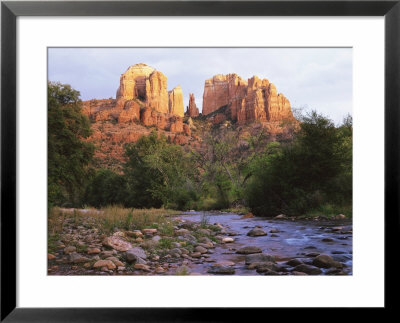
[{"x1": 48, "y1": 206, "x2": 181, "y2": 235}]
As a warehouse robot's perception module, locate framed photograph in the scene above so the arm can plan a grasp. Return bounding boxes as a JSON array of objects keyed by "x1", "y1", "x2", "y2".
[{"x1": 1, "y1": 0, "x2": 398, "y2": 321}]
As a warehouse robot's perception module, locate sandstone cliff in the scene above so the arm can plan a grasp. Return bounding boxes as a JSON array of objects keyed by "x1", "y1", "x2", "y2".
[
  {"x1": 202, "y1": 74, "x2": 294, "y2": 124},
  {"x1": 168, "y1": 86, "x2": 184, "y2": 117},
  {"x1": 116, "y1": 63, "x2": 169, "y2": 114}
]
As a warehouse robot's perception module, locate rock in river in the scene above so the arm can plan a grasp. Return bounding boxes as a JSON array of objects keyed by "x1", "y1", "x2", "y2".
[
  {"x1": 208, "y1": 266, "x2": 235, "y2": 275},
  {"x1": 236, "y1": 246, "x2": 262, "y2": 254},
  {"x1": 292, "y1": 264, "x2": 322, "y2": 275},
  {"x1": 312, "y1": 254, "x2": 342, "y2": 268},
  {"x1": 286, "y1": 258, "x2": 303, "y2": 267},
  {"x1": 245, "y1": 253, "x2": 275, "y2": 264},
  {"x1": 247, "y1": 228, "x2": 267, "y2": 237}
]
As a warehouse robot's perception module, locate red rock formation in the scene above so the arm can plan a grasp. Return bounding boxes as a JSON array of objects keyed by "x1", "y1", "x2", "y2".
[
  {"x1": 173, "y1": 135, "x2": 189, "y2": 145},
  {"x1": 202, "y1": 73, "x2": 294, "y2": 124},
  {"x1": 116, "y1": 63, "x2": 169, "y2": 114},
  {"x1": 168, "y1": 85, "x2": 184, "y2": 117},
  {"x1": 140, "y1": 107, "x2": 167, "y2": 130},
  {"x1": 118, "y1": 100, "x2": 141, "y2": 123},
  {"x1": 183, "y1": 123, "x2": 191, "y2": 136},
  {"x1": 202, "y1": 74, "x2": 247, "y2": 116},
  {"x1": 186, "y1": 93, "x2": 199, "y2": 117},
  {"x1": 169, "y1": 116, "x2": 183, "y2": 133}
]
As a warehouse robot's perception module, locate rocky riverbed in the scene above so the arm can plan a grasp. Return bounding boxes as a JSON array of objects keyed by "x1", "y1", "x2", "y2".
[{"x1": 48, "y1": 210, "x2": 352, "y2": 276}]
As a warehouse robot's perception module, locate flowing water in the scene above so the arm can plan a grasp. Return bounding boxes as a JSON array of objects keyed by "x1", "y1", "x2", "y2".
[{"x1": 177, "y1": 211, "x2": 353, "y2": 275}]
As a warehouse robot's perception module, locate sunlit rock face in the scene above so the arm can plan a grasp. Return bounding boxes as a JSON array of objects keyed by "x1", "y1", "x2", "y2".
[
  {"x1": 116, "y1": 63, "x2": 169, "y2": 114},
  {"x1": 202, "y1": 73, "x2": 294, "y2": 124},
  {"x1": 168, "y1": 85, "x2": 184, "y2": 117}
]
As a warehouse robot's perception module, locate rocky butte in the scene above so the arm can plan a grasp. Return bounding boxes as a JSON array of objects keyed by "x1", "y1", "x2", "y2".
[
  {"x1": 81, "y1": 64, "x2": 298, "y2": 170},
  {"x1": 202, "y1": 73, "x2": 295, "y2": 124}
]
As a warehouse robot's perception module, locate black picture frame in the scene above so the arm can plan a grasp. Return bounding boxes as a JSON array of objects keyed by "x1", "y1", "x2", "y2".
[{"x1": 1, "y1": 0, "x2": 399, "y2": 321}]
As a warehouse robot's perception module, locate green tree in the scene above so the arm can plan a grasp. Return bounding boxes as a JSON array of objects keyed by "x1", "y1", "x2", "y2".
[
  {"x1": 245, "y1": 111, "x2": 352, "y2": 216},
  {"x1": 192, "y1": 127, "x2": 269, "y2": 208},
  {"x1": 48, "y1": 82, "x2": 94, "y2": 206},
  {"x1": 84, "y1": 169, "x2": 128, "y2": 207},
  {"x1": 124, "y1": 131, "x2": 198, "y2": 209}
]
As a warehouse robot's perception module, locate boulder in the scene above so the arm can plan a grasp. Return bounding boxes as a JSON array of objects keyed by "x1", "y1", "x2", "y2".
[
  {"x1": 312, "y1": 254, "x2": 342, "y2": 268},
  {"x1": 93, "y1": 260, "x2": 116, "y2": 270},
  {"x1": 125, "y1": 247, "x2": 147, "y2": 264},
  {"x1": 222, "y1": 237, "x2": 234, "y2": 243},
  {"x1": 102, "y1": 236, "x2": 132, "y2": 252}
]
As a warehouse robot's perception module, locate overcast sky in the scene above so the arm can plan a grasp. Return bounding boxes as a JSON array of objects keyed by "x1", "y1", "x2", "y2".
[{"x1": 48, "y1": 47, "x2": 352, "y2": 124}]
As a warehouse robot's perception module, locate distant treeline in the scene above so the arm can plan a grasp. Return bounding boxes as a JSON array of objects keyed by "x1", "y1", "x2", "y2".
[{"x1": 48, "y1": 82, "x2": 352, "y2": 217}]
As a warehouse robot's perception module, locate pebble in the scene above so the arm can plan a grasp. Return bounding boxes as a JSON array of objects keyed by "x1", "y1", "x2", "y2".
[
  {"x1": 48, "y1": 253, "x2": 56, "y2": 260},
  {"x1": 222, "y1": 237, "x2": 234, "y2": 243}
]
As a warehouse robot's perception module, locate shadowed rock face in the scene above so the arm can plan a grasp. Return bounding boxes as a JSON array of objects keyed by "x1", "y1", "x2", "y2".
[
  {"x1": 202, "y1": 74, "x2": 294, "y2": 124},
  {"x1": 186, "y1": 93, "x2": 200, "y2": 117}
]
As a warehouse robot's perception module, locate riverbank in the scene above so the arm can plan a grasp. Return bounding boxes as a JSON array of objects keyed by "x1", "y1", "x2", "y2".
[{"x1": 48, "y1": 208, "x2": 352, "y2": 276}]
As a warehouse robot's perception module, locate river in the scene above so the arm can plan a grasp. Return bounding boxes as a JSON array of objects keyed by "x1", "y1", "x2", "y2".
[{"x1": 176, "y1": 211, "x2": 352, "y2": 275}]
